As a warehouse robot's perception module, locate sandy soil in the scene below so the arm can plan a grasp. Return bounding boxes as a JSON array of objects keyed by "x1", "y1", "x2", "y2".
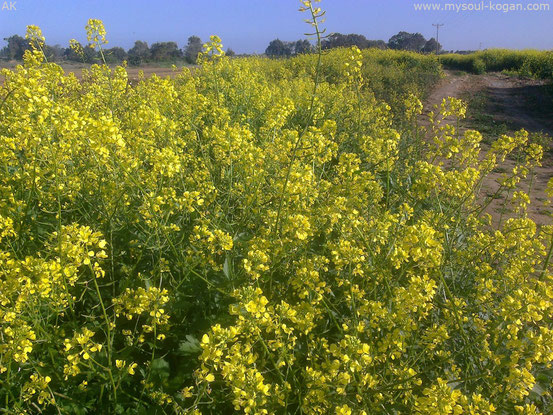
[{"x1": 425, "y1": 71, "x2": 553, "y2": 227}]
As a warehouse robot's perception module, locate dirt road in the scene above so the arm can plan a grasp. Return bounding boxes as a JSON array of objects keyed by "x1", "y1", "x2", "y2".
[
  {"x1": 427, "y1": 71, "x2": 553, "y2": 135},
  {"x1": 425, "y1": 71, "x2": 553, "y2": 226}
]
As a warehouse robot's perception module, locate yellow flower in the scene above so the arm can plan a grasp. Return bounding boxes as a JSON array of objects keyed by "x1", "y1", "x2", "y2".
[{"x1": 128, "y1": 362, "x2": 138, "y2": 375}]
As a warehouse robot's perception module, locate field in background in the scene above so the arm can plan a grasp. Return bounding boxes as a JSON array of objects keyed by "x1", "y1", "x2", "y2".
[
  {"x1": 0, "y1": 60, "x2": 191, "y2": 83},
  {"x1": 1, "y1": 48, "x2": 442, "y2": 97},
  {"x1": 440, "y1": 49, "x2": 553, "y2": 78}
]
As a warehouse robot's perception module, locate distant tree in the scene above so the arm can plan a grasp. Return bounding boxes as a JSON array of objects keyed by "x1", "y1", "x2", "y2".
[
  {"x1": 321, "y1": 33, "x2": 386, "y2": 50},
  {"x1": 43, "y1": 44, "x2": 65, "y2": 62},
  {"x1": 226, "y1": 48, "x2": 236, "y2": 57},
  {"x1": 294, "y1": 39, "x2": 313, "y2": 54},
  {"x1": 422, "y1": 38, "x2": 442, "y2": 54},
  {"x1": 64, "y1": 41, "x2": 83, "y2": 62},
  {"x1": 265, "y1": 39, "x2": 293, "y2": 57},
  {"x1": 388, "y1": 32, "x2": 427, "y2": 52},
  {"x1": 322, "y1": 33, "x2": 367, "y2": 49},
  {"x1": 184, "y1": 36, "x2": 203, "y2": 64},
  {"x1": 1, "y1": 35, "x2": 30, "y2": 60},
  {"x1": 63, "y1": 41, "x2": 97, "y2": 63},
  {"x1": 322, "y1": 33, "x2": 351, "y2": 49},
  {"x1": 104, "y1": 46, "x2": 128, "y2": 63},
  {"x1": 150, "y1": 41, "x2": 182, "y2": 61},
  {"x1": 128, "y1": 40, "x2": 151, "y2": 65},
  {"x1": 366, "y1": 40, "x2": 388, "y2": 50},
  {"x1": 82, "y1": 44, "x2": 98, "y2": 63}
]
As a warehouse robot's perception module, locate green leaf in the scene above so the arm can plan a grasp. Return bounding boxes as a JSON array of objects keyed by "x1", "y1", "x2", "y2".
[
  {"x1": 150, "y1": 357, "x2": 170, "y2": 383},
  {"x1": 223, "y1": 255, "x2": 231, "y2": 279},
  {"x1": 178, "y1": 334, "x2": 202, "y2": 355}
]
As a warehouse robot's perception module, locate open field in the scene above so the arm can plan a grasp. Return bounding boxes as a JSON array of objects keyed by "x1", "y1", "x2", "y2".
[
  {"x1": 0, "y1": 61, "x2": 189, "y2": 83},
  {"x1": 3, "y1": 37, "x2": 553, "y2": 414}
]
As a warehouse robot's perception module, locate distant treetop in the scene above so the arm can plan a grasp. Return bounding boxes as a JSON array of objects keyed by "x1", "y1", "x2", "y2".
[
  {"x1": 0, "y1": 33, "x2": 232, "y2": 65},
  {"x1": 263, "y1": 30, "x2": 444, "y2": 59}
]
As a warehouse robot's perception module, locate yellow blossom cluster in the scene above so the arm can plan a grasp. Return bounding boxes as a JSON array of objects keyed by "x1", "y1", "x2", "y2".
[{"x1": 1, "y1": 5, "x2": 553, "y2": 413}]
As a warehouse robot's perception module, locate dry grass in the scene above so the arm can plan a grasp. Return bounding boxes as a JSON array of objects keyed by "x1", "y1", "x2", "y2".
[{"x1": 0, "y1": 61, "x2": 190, "y2": 83}]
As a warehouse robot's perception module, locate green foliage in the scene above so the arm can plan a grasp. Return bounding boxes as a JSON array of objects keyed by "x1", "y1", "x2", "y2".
[
  {"x1": 43, "y1": 44, "x2": 65, "y2": 61},
  {"x1": 422, "y1": 37, "x2": 442, "y2": 54},
  {"x1": 150, "y1": 41, "x2": 183, "y2": 62},
  {"x1": 1, "y1": 34, "x2": 30, "y2": 60},
  {"x1": 441, "y1": 49, "x2": 553, "y2": 79},
  {"x1": 104, "y1": 46, "x2": 128, "y2": 64},
  {"x1": 388, "y1": 31, "x2": 427, "y2": 52},
  {"x1": 184, "y1": 36, "x2": 203, "y2": 64},
  {"x1": 128, "y1": 40, "x2": 151, "y2": 65},
  {"x1": 294, "y1": 39, "x2": 314, "y2": 55},
  {"x1": 321, "y1": 33, "x2": 387, "y2": 50}
]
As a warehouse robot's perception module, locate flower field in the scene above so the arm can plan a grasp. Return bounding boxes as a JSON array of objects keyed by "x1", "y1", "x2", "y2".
[{"x1": 2, "y1": 5, "x2": 553, "y2": 414}]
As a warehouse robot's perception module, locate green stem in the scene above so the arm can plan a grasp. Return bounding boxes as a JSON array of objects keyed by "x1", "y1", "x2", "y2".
[
  {"x1": 541, "y1": 228, "x2": 553, "y2": 277},
  {"x1": 272, "y1": 3, "x2": 324, "y2": 236},
  {"x1": 91, "y1": 274, "x2": 118, "y2": 402}
]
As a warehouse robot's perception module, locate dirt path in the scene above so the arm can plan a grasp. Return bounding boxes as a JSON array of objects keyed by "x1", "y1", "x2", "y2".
[
  {"x1": 428, "y1": 71, "x2": 553, "y2": 135},
  {"x1": 426, "y1": 72, "x2": 473, "y2": 110},
  {"x1": 425, "y1": 71, "x2": 553, "y2": 226}
]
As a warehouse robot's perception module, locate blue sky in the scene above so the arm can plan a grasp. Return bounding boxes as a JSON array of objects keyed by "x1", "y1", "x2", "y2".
[{"x1": 0, "y1": 0, "x2": 552, "y2": 53}]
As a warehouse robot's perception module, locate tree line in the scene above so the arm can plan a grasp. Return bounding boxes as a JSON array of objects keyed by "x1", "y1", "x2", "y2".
[
  {"x1": 265, "y1": 32, "x2": 442, "y2": 57},
  {"x1": 1, "y1": 30, "x2": 443, "y2": 64},
  {"x1": 0, "y1": 34, "x2": 236, "y2": 65}
]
